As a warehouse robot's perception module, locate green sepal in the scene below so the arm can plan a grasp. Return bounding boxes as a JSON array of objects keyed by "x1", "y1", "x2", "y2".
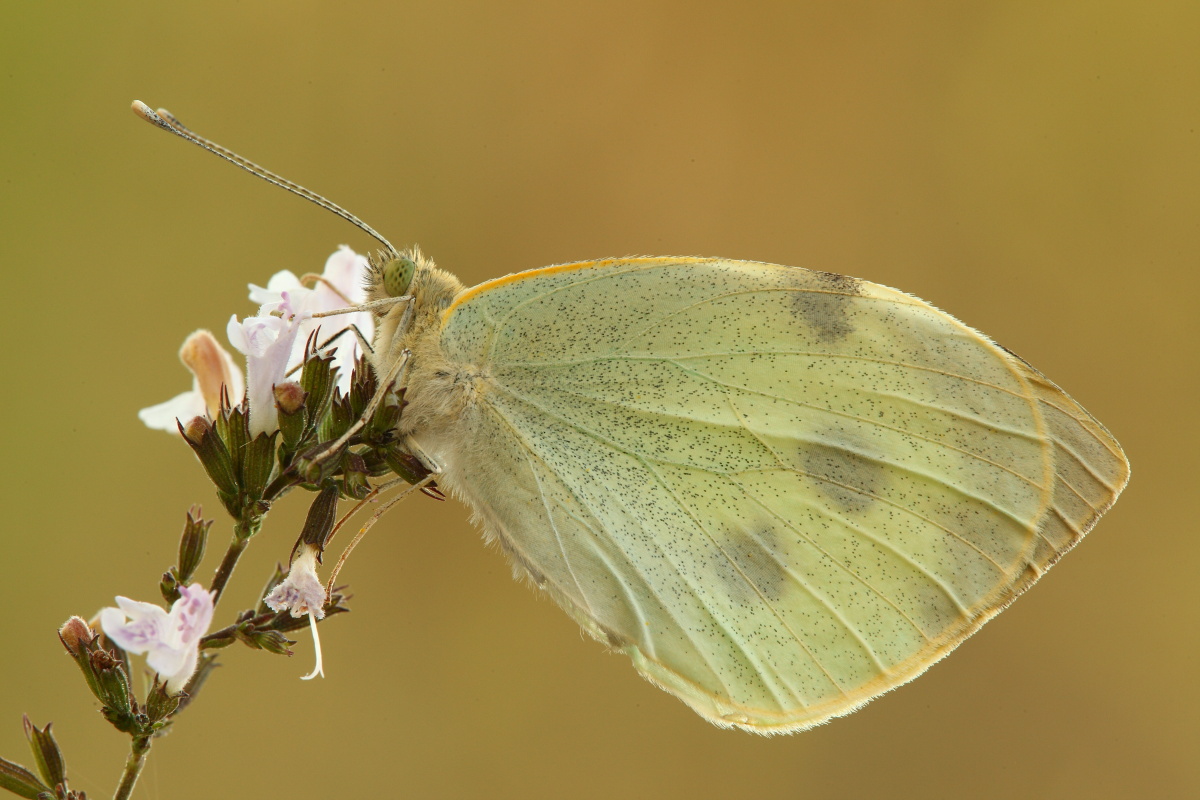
[
  {"x1": 299, "y1": 351, "x2": 338, "y2": 434},
  {"x1": 341, "y1": 452, "x2": 372, "y2": 499},
  {"x1": 176, "y1": 506, "x2": 212, "y2": 584},
  {"x1": 241, "y1": 431, "x2": 278, "y2": 500},
  {"x1": 0, "y1": 754, "x2": 51, "y2": 800},
  {"x1": 144, "y1": 680, "x2": 182, "y2": 725},
  {"x1": 276, "y1": 390, "x2": 308, "y2": 450},
  {"x1": 87, "y1": 649, "x2": 136, "y2": 734},
  {"x1": 159, "y1": 570, "x2": 180, "y2": 604},
  {"x1": 348, "y1": 355, "x2": 378, "y2": 417},
  {"x1": 300, "y1": 484, "x2": 341, "y2": 552},
  {"x1": 179, "y1": 419, "x2": 239, "y2": 511},
  {"x1": 296, "y1": 441, "x2": 345, "y2": 485},
  {"x1": 365, "y1": 400, "x2": 402, "y2": 442},
  {"x1": 383, "y1": 445, "x2": 432, "y2": 486},
  {"x1": 21, "y1": 718, "x2": 64, "y2": 792},
  {"x1": 215, "y1": 403, "x2": 251, "y2": 479},
  {"x1": 324, "y1": 394, "x2": 356, "y2": 444},
  {"x1": 235, "y1": 625, "x2": 294, "y2": 656}
]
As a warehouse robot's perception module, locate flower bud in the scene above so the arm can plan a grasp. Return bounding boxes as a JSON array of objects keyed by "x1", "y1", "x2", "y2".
[
  {"x1": 182, "y1": 415, "x2": 211, "y2": 442},
  {"x1": 235, "y1": 624, "x2": 294, "y2": 655},
  {"x1": 57, "y1": 617, "x2": 94, "y2": 657},
  {"x1": 160, "y1": 570, "x2": 180, "y2": 604},
  {"x1": 297, "y1": 441, "x2": 345, "y2": 485},
  {"x1": 275, "y1": 381, "x2": 308, "y2": 447},
  {"x1": 274, "y1": 381, "x2": 306, "y2": 415}
]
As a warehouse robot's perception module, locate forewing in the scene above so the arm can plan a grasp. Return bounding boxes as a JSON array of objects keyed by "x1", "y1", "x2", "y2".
[{"x1": 437, "y1": 258, "x2": 1129, "y2": 732}]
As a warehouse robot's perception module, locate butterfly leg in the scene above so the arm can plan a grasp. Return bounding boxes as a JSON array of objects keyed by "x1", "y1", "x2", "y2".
[
  {"x1": 402, "y1": 435, "x2": 444, "y2": 477},
  {"x1": 310, "y1": 295, "x2": 411, "y2": 319},
  {"x1": 302, "y1": 349, "x2": 411, "y2": 471}
]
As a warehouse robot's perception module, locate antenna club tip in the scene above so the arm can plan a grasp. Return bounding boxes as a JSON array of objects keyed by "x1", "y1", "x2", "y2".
[{"x1": 131, "y1": 100, "x2": 156, "y2": 121}]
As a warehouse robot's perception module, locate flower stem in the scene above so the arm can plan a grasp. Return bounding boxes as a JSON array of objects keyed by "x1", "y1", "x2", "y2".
[
  {"x1": 209, "y1": 536, "x2": 248, "y2": 607},
  {"x1": 112, "y1": 735, "x2": 151, "y2": 800}
]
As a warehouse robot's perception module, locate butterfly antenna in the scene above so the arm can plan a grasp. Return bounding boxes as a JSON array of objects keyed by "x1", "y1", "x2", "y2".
[{"x1": 131, "y1": 100, "x2": 400, "y2": 258}]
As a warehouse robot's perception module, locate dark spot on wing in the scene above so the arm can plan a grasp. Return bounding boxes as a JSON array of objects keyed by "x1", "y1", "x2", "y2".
[
  {"x1": 715, "y1": 526, "x2": 789, "y2": 605},
  {"x1": 803, "y1": 434, "x2": 885, "y2": 513},
  {"x1": 791, "y1": 270, "x2": 864, "y2": 342}
]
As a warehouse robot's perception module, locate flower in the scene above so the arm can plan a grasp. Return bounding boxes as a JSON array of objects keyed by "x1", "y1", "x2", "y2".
[
  {"x1": 264, "y1": 545, "x2": 328, "y2": 679},
  {"x1": 99, "y1": 584, "x2": 214, "y2": 694},
  {"x1": 138, "y1": 331, "x2": 244, "y2": 432},
  {"x1": 248, "y1": 246, "x2": 375, "y2": 393},
  {"x1": 140, "y1": 248, "x2": 373, "y2": 437},
  {"x1": 226, "y1": 301, "x2": 311, "y2": 437}
]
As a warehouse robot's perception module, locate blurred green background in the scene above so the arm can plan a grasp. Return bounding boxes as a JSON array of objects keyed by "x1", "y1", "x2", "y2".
[{"x1": 2, "y1": 2, "x2": 1196, "y2": 798}]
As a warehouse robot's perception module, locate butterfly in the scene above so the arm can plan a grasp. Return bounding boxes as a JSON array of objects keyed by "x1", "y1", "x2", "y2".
[{"x1": 134, "y1": 101, "x2": 1130, "y2": 733}]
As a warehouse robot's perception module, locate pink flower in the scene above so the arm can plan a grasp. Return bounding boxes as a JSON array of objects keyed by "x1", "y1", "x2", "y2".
[
  {"x1": 100, "y1": 584, "x2": 215, "y2": 694},
  {"x1": 140, "y1": 248, "x2": 372, "y2": 437},
  {"x1": 226, "y1": 300, "x2": 312, "y2": 437},
  {"x1": 248, "y1": 246, "x2": 374, "y2": 393}
]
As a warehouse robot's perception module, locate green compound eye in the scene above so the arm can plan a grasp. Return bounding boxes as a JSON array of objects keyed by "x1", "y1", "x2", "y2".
[{"x1": 382, "y1": 256, "x2": 416, "y2": 297}]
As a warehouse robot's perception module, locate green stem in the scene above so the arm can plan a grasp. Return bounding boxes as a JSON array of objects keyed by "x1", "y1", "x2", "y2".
[
  {"x1": 208, "y1": 536, "x2": 247, "y2": 607},
  {"x1": 112, "y1": 736, "x2": 150, "y2": 800},
  {"x1": 209, "y1": 513, "x2": 264, "y2": 607}
]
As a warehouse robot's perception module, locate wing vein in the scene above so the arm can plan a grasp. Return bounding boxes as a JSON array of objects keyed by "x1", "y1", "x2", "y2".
[
  {"x1": 522, "y1": 447, "x2": 599, "y2": 620},
  {"x1": 725, "y1": 396, "x2": 936, "y2": 641},
  {"x1": 663, "y1": 363, "x2": 1038, "y2": 533},
  {"x1": 479, "y1": 396, "x2": 742, "y2": 700},
  {"x1": 535, "y1": 374, "x2": 1044, "y2": 491},
  {"x1": 501, "y1": 351, "x2": 1031, "y2": 400},
  {"x1": 635, "y1": 455, "x2": 852, "y2": 696},
  {"x1": 490, "y1": 386, "x2": 817, "y2": 705}
]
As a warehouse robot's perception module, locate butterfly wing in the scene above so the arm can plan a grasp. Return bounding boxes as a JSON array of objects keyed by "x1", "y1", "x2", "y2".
[{"x1": 431, "y1": 257, "x2": 1129, "y2": 733}]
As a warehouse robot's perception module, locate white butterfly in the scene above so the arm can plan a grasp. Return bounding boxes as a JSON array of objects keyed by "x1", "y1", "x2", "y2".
[
  {"x1": 133, "y1": 101, "x2": 1130, "y2": 734},
  {"x1": 367, "y1": 250, "x2": 1128, "y2": 733}
]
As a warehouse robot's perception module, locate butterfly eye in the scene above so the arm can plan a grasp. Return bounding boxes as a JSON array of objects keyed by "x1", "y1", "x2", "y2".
[{"x1": 382, "y1": 256, "x2": 417, "y2": 297}]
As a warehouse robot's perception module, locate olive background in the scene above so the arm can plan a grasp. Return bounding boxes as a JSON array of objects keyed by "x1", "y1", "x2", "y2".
[{"x1": 2, "y1": 3, "x2": 1196, "y2": 798}]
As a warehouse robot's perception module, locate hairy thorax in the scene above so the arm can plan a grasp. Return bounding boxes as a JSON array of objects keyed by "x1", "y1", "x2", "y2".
[{"x1": 367, "y1": 252, "x2": 488, "y2": 451}]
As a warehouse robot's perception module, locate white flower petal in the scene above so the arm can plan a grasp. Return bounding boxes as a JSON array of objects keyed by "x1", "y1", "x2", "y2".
[
  {"x1": 164, "y1": 643, "x2": 201, "y2": 695},
  {"x1": 146, "y1": 641, "x2": 189, "y2": 680},
  {"x1": 114, "y1": 595, "x2": 171, "y2": 621},
  {"x1": 251, "y1": 248, "x2": 374, "y2": 394},
  {"x1": 249, "y1": 270, "x2": 304, "y2": 308},
  {"x1": 299, "y1": 611, "x2": 325, "y2": 681},
  {"x1": 228, "y1": 312, "x2": 309, "y2": 436},
  {"x1": 316, "y1": 246, "x2": 369, "y2": 307},
  {"x1": 171, "y1": 584, "x2": 215, "y2": 645},
  {"x1": 137, "y1": 388, "x2": 206, "y2": 432},
  {"x1": 264, "y1": 547, "x2": 328, "y2": 619},
  {"x1": 101, "y1": 600, "x2": 171, "y2": 653},
  {"x1": 139, "y1": 331, "x2": 244, "y2": 433}
]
